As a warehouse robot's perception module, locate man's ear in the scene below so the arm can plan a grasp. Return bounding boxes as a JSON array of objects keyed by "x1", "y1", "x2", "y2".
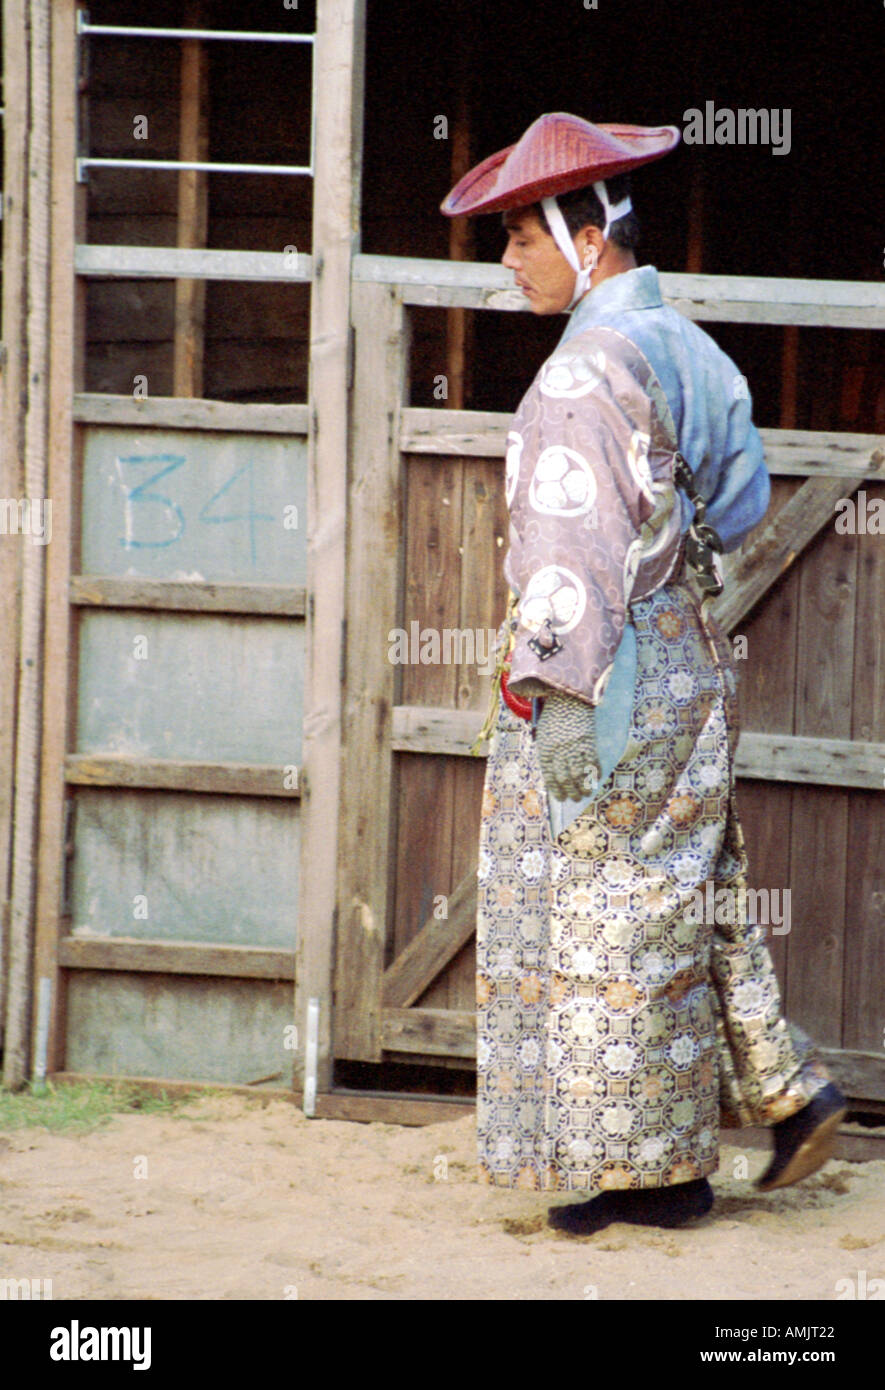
[{"x1": 576, "y1": 223, "x2": 605, "y2": 266}]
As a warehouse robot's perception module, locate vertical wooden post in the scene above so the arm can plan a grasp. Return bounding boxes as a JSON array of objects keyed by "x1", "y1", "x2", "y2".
[
  {"x1": 3, "y1": 0, "x2": 53, "y2": 1087},
  {"x1": 295, "y1": 0, "x2": 366, "y2": 1095},
  {"x1": 173, "y1": 0, "x2": 209, "y2": 399},
  {"x1": 444, "y1": 1, "x2": 475, "y2": 412},
  {"x1": 0, "y1": 0, "x2": 29, "y2": 1047},
  {"x1": 445, "y1": 102, "x2": 473, "y2": 410},
  {"x1": 28, "y1": 0, "x2": 80, "y2": 1080},
  {"x1": 779, "y1": 327, "x2": 799, "y2": 428},
  {"x1": 779, "y1": 172, "x2": 802, "y2": 429},
  {"x1": 334, "y1": 281, "x2": 407, "y2": 1060},
  {"x1": 685, "y1": 159, "x2": 705, "y2": 274}
]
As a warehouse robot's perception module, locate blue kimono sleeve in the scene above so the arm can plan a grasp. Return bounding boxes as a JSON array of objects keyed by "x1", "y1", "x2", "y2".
[{"x1": 697, "y1": 371, "x2": 771, "y2": 553}]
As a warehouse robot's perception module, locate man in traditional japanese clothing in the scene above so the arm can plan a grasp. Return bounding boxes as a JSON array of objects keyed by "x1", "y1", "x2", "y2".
[{"x1": 441, "y1": 113, "x2": 847, "y2": 1234}]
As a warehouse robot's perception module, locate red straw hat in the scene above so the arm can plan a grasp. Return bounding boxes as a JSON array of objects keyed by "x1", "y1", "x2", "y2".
[{"x1": 441, "y1": 112, "x2": 680, "y2": 217}]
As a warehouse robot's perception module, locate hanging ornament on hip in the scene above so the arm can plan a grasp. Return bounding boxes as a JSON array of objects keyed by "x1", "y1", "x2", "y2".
[{"x1": 500, "y1": 656, "x2": 533, "y2": 721}]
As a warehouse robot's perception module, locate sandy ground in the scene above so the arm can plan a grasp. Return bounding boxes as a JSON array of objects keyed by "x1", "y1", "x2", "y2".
[{"x1": 1, "y1": 1093, "x2": 884, "y2": 1301}]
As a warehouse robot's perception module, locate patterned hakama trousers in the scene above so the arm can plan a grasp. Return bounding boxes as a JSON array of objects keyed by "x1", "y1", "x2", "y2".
[{"x1": 476, "y1": 578, "x2": 831, "y2": 1191}]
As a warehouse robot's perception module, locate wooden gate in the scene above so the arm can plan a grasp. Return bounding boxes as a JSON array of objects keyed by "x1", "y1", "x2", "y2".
[
  {"x1": 55, "y1": 402, "x2": 308, "y2": 1085},
  {"x1": 335, "y1": 262, "x2": 885, "y2": 1116}
]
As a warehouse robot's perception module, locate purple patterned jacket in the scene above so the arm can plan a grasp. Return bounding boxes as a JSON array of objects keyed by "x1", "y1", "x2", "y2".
[{"x1": 505, "y1": 324, "x2": 684, "y2": 707}]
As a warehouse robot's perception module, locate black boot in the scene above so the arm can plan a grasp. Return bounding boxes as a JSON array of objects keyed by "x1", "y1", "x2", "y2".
[
  {"x1": 755, "y1": 1082, "x2": 847, "y2": 1193},
  {"x1": 547, "y1": 1177, "x2": 714, "y2": 1236}
]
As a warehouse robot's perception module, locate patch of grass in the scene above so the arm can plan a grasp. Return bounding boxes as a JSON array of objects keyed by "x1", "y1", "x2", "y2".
[{"x1": 0, "y1": 1079, "x2": 202, "y2": 1135}]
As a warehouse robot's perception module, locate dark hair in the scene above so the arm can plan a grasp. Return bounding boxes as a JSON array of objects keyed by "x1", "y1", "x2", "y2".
[{"x1": 535, "y1": 172, "x2": 640, "y2": 251}]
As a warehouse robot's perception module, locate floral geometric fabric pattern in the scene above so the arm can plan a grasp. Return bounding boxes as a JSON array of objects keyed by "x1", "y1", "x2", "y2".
[{"x1": 476, "y1": 579, "x2": 831, "y2": 1191}]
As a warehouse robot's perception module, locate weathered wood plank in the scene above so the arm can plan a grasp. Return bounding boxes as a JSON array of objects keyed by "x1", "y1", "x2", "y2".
[
  {"x1": 399, "y1": 283, "x2": 528, "y2": 312},
  {"x1": 457, "y1": 459, "x2": 508, "y2": 713},
  {"x1": 58, "y1": 936, "x2": 296, "y2": 980},
  {"x1": 383, "y1": 872, "x2": 477, "y2": 1008},
  {"x1": 746, "y1": 429, "x2": 882, "y2": 481},
  {"x1": 734, "y1": 479, "x2": 798, "y2": 983},
  {"x1": 842, "y1": 793, "x2": 885, "y2": 1054},
  {"x1": 786, "y1": 508, "x2": 856, "y2": 1044},
  {"x1": 442, "y1": 457, "x2": 508, "y2": 1014},
  {"x1": 355, "y1": 255, "x2": 885, "y2": 326},
  {"x1": 74, "y1": 244, "x2": 313, "y2": 282},
  {"x1": 296, "y1": 0, "x2": 367, "y2": 1097},
  {"x1": 733, "y1": 479, "x2": 799, "y2": 739},
  {"x1": 710, "y1": 475, "x2": 866, "y2": 632},
  {"x1": 401, "y1": 408, "x2": 508, "y2": 456},
  {"x1": 851, "y1": 483, "x2": 885, "y2": 748},
  {"x1": 5, "y1": 0, "x2": 53, "y2": 1087},
  {"x1": 394, "y1": 456, "x2": 461, "y2": 997},
  {"x1": 668, "y1": 274, "x2": 885, "y2": 322},
  {"x1": 392, "y1": 756, "x2": 455, "y2": 985},
  {"x1": 444, "y1": 235, "x2": 470, "y2": 412},
  {"x1": 389, "y1": 706, "x2": 885, "y2": 790},
  {"x1": 75, "y1": 611, "x2": 303, "y2": 763},
  {"x1": 779, "y1": 326, "x2": 800, "y2": 429},
  {"x1": 333, "y1": 280, "x2": 403, "y2": 1061},
  {"x1": 69, "y1": 787, "x2": 299, "y2": 948},
  {"x1": 734, "y1": 782, "x2": 794, "y2": 983},
  {"x1": 173, "y1": 2, "x2": 209, "y2": 398},
  {"x1": 64, "y1": 971, "x2": 295, "y2": 1085},
  {"x1": 401, "y1": 457, "x2": 464, "y2": 711},
  {"x1": 392, "y1": 705, "x2": 485, "y2": 756},
  {"x1": 400, "y1": 408, "x2": 885, "y2": 481},
  {"x1": 51, "y1": 1072, "x2": 300, "y2": 1100},
  {"x1": 79, "y1": 427, "x2": 308, "y2": 586},
  {"x1": 70, "y1": 576, "x2": 306, "y2": 616},
  {"x1": 443, "y1": 2, "x2": 477, "y2": 412},
  {"x1": 844, "y1": 490, "x2": 885, "y2": 1052},
  {"x1": 314, "y1": 1090, "x2": 472, "y2": 1125},
  {"x1": 354, "y1": 255, "x2": 526, "y2": 310},
  {"x1": 0, "y1": 0, "x2": 29, "y2": 1050},
  {"x1": 26, "y1": 0, "x2": 80, "y2": 1084},
  {"x1": 443, "y1": 764, "x2": 485, "y2": 1018},
  {"x1": 735, "y1": 734, "x2": 885, "y2": 789},
  {"x1": 819, "y1": 1047, "x2": 885, "y2": 1105},
  {"x1": 663, "y1": 284, "x2": 885, "y2": 329},
  {"x1": 65, "y1": 755, "x2": 301, "y2": 797},
  {"x1": 381, "y1": 1007, "x2": 476, "y2": 1058}
]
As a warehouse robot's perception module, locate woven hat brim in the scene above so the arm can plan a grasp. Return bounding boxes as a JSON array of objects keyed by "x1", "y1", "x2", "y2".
[{"x1": 441, "y1": 122, "x2": 680, "y2": 217}]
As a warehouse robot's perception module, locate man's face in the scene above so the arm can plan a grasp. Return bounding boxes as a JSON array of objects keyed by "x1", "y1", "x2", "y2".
[{"x1": 501, "y1": 207, "x2": 576, "y2": 315}]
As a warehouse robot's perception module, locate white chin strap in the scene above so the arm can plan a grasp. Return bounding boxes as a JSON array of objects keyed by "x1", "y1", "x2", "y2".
[{"x1": 541, "y1": 181, "x2": 632, "y2": 310}]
